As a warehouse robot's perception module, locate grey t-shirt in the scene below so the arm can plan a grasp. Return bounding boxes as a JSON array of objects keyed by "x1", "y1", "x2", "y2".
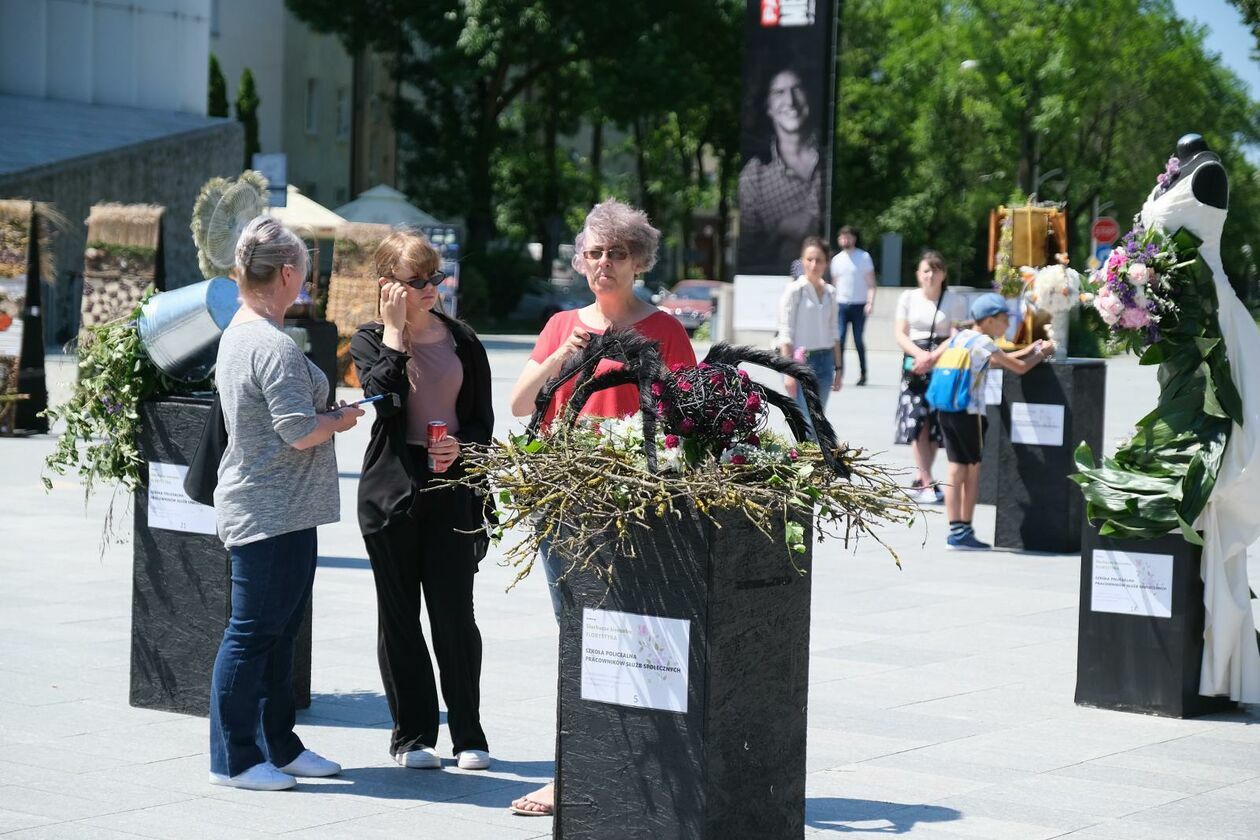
[{"x1": 214, "y1": 319, "x2": 339, "y2": 547}]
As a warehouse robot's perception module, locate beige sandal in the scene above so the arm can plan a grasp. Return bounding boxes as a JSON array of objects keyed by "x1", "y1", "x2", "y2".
[{"x1": 509, "y1": 794, "x2": 554, "y2": 817}]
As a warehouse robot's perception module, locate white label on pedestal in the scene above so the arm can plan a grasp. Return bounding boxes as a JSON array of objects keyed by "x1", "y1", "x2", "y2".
[
  {"x1": 580, "y1": 608, "x2": 689, "y2": 713},
  {"x1": 1009, "y1": 401, "x2": 1064, "y2": 446},
  {"x1": 147, "y1": 462, "x2": 217, "y2": 535},
  {"x1": 1091, "y1": 550, "x2": 1173, "y2": 618},
  {"x1": 983, "y1": 369, "x2": 1004, "y2": 406}
]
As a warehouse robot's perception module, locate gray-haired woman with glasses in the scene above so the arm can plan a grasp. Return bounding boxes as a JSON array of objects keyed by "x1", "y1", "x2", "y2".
[
  {"x1": 350, "y1": 230, "x2": 495, "y2": 773},
  {"x1": 506, "y1": 199, "x2": 696, "y2": 817}
]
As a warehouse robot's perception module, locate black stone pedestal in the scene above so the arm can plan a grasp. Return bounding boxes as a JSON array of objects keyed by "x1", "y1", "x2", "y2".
[
  {"x1": 286, "y1": 318, "x2": 338, "y2": 408},
  {"x1": 1075, "y1": 525, "x2": 1236, "y2": 718},
  {"x1": 993, "y1": 359, "x2": 1105, "y2": 553},
  {"x1": 553, "y1": 509, "x2": 811, "y2": 840},
  {"x1": 130, "y1": 397, "x2": 311, "y2": 716},
  {"x1": 977, "y1": 403, "x2": 1001, "y2": 506}
]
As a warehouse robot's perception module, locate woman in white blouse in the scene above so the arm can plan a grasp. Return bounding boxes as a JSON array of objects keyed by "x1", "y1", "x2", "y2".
[
  {"x1": 778, "y1": 236, "x2": 842, "y2": 435},
  {"x1": 892, "y1": 250, "x2": 968, "y2": 503}
]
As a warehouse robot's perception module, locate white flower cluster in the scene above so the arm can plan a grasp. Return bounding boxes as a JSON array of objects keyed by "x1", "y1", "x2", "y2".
[{"x1": 1030, "y1": 264, "x2": 1082, "y2": 315}]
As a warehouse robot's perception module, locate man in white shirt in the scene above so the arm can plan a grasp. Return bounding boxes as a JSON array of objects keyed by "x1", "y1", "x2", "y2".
[{"x1": 829, "y1": 226, "x2": 877, "y2": 385}]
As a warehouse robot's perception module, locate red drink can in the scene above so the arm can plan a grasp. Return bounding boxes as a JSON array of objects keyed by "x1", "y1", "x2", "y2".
[{"x1": 426, "y1": 421, "x2": 448, "y2": 472}]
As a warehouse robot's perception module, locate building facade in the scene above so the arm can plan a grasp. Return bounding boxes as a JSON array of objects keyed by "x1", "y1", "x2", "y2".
[
  {"x1": 0, "y1": 0, "x2": 242, "y2": 345},
  {"x1": 210, "y1": 0, "x2": 397, "y2": 207},
  {"x1": 0, "y1": 0, "x2": 212, "y2": 115}
]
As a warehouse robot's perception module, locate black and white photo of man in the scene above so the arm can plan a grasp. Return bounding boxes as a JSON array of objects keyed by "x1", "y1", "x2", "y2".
[{"x1": 738, "y1": 61, "x2": 824, "y2": 274}]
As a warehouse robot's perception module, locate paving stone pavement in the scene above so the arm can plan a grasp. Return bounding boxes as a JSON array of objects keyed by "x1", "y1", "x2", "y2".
[{"x1": 1, "y1": 340, "x2": 1258, "y2": 839}]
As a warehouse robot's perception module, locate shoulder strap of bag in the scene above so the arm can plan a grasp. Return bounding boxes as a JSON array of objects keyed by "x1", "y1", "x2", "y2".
[{"x1": 926, "y1": 292, "x2": 945, "y2": 349}]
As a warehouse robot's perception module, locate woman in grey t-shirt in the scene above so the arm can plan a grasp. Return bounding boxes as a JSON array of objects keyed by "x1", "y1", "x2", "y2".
[{"x1": 207, "y1": 218, "x2": 364, "y2": 791}]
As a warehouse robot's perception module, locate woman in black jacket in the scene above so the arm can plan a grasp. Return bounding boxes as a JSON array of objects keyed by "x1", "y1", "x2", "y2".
[{"x1": 350, "y1": 231, "x2": 493, "y2": 772}]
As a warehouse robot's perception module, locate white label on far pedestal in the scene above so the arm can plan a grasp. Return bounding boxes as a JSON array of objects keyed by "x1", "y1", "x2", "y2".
[
  {"x1": 984, "y1": 369, "x2": 1004, "y2": 406},
  {"x1": 147, "y1": 462, "x2": 217, "y2": 535},
  {"x1": 1009, "y1": 401, "x2": 1064, "y2": 446},
  {"x1": 1091, "y1": 550, "x2": 1174, "y2": 619},
  {"x1": 580, "y1": 608, "x2": 689, "y2": 713}
]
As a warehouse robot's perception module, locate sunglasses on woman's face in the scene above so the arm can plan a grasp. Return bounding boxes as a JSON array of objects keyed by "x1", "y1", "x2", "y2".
[
  {"x1": 399, "y1": 270, "x2": 447, "y2": 290},
  {"x1": 582, "y1": 247, "x2": 630, "y2": 262}
]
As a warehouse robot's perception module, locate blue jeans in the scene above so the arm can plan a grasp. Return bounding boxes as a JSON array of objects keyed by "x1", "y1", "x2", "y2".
[
  {"x1": 837, "y1": 303, "x2": 868, "y2": 376},
  {"x1": 209, "y1": 528, "x2": 317, "y2": 777},
  {"x1": 792, "y1": 348, "x2": 835, "y2": 441},
  {"x1": 539, "y1": 536, "x2": 564, "y2": 627}
]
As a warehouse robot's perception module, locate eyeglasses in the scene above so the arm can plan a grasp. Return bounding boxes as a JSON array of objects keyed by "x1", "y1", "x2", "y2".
[
  {"x1": 399, "y1": 270, "x2": 447, "y2": 290},
  {"x1": 582, "y1": 247, "x2": 630, "y2": 262}
]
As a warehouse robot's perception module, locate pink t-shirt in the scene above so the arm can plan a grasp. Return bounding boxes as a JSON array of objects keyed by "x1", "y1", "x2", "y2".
[
  {"x1": 529, "y1": 309, "x2": 697, "y2": 427},
  {"x1": 405, "y1": 332, "x2": 463, "y2": 444}
]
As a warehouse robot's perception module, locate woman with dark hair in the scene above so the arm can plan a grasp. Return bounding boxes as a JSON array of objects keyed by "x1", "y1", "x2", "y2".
[
  {"x1": 737, "y1": 63, "x2": 823, "y2": 273},
  {"x1": 892, "y1": 250, "x2": 968, "y2": 504},
  {"x1": 351, "y1": 230, "x2": 495, "y2": 772},
  {"x1": 779, "y1": 235, "x2": 842, "y2": 434}
]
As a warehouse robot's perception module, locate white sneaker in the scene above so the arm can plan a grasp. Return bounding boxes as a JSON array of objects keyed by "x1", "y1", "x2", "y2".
[
  {"x1": 917, "y1": 486, "x2": 942, "y2": 505},
  {"x1": 456, "y1": 750, "x2": 491, "y2": 770},
  {"x1": 278, "y1": 749, "x2": 341, "y2": 778},
  {"x1": 208, "y1": 762, "x2": 296, "y2": 791},
  {"x1": 395, "y1": 747, "x2": 442, "y2": 769}
]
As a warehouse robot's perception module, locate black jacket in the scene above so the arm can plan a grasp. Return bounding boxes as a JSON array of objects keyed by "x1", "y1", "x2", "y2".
[{"x1": 350, "y1": 312, "x2": 494, "y2": 536}]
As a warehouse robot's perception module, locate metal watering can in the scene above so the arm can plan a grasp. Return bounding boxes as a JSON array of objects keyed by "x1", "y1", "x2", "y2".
[{"x1": 137, "y1": 277, "x2": 240, "y2": 382}]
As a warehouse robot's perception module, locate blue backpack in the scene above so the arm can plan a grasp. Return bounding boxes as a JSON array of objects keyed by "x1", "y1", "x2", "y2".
[{"x1": 925, "y1": 333, "x2": 987, "y2": 413}]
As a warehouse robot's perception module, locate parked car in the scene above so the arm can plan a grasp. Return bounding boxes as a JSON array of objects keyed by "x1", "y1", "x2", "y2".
[
  {"x1": 656, "y1": 279, "x2": 723, "y2": 334},
  {"x1": 512, "y1": 278, "x2": 594, "y2": 326}
]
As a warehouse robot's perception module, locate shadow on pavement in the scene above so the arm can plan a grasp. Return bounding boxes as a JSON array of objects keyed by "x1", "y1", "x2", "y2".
[
  {"x1": 300, "y1": 691, "x2": 396, "y2": 727},
  {"x1": 807, "y1": 798, "x2": 962, "y2": 833},
  {"x1": 289, "y1": 764, "x2": 545, "y2": 806}
]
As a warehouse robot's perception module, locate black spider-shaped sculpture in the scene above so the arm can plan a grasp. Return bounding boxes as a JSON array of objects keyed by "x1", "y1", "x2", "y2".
[{"x1": 525, "y1": 329, "x2": 847, "y2": 477}]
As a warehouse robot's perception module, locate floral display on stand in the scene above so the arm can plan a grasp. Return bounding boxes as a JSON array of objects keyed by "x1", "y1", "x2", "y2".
[
  {"x1": 1085, "y1": 225, "x2": 1191, "y2": 353},
  {"x1": 1072, "y1": 222, "x2": 1241, "y2": 542},
  {"x1": 444, "y1": 334, "x2": 918, "y2": 588},
  {"x1": 41, "y1": 288, "x2": 210, "y2": 543},
  {"x1": 1028, "y1": 262, "x2": 1084, "y2": 346},
  {"x1": 991, "y1": 211, "x2": 1025, "y2": 298}
]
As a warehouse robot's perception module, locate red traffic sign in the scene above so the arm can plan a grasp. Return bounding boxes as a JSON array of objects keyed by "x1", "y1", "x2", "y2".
[{"x1": 1091, "y1": 216, "x2": 1120, "y2": 245}]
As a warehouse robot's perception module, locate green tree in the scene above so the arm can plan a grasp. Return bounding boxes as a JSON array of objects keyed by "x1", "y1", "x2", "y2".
[
  {"x1": 286, "y1": 0, "x2": 743, "y2": 293},
  {"x1": 286, "y1": 0, "x2": 594, "y2": 263},
  {"x1": 235, "y1": 68, "x2": 261, "y2": 170},
  {"x1": 207, "y1": 54, "x2": 229, "y2": 118},
  {"x1": 1229, "y1": 0, "x2": 1260, "y2": 56},
  {"x1": 834, "y1": 0, "x2": 1260, "y2": 287}
]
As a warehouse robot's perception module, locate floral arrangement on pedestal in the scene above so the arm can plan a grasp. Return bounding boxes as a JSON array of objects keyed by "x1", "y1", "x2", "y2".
[
  {"x1": 1027, "y1": 262, "x2": 1084, "y2": 347},
  {"x1": 449, "y1": 335, "x2": 918, "y2": 586},
  {"x1": 1072, "y1": 222, "x2": 1241, "y2": 542},
  {"x1": 1085, "y1": 225, "x2": 1191, "y2": 353},
  {"x1": 42, "y1": 288, "x2": 210, "y2": 541},
  {"x1": 992, "y1": 210, "x2": 1022, "y2": 297}
]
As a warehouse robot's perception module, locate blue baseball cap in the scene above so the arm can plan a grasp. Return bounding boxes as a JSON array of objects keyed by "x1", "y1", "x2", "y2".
[{"x1": 970, "y1": 292, "x2": 1008, "y2": 322}]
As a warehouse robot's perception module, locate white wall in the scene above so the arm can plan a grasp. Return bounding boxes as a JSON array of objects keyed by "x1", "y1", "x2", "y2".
[
  {"x1": 0, "y1": 0, "x2": 210, "y2": 114},
  {"x1": 210, "y1": 0, "x2": 354, "y2": 204},
  {"x1": 209, "y1": 0, "x2": 286, "y2": 153}
]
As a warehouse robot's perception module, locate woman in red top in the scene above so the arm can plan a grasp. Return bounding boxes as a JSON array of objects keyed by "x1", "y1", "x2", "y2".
[
  {"x1": 509, "y1": 199, "x2": 695, "y2": 424},
  {"x1": 507, "y1": 199, "x2": 695, "y2": 818}
]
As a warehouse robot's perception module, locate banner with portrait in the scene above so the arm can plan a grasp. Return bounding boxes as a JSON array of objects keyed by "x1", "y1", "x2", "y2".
[{"x1": 737, "y1": 0, "x2": 838, "y2": 276}]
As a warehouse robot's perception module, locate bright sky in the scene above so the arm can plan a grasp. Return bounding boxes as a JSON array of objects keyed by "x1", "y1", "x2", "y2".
[{"x1": 1172, "y1": 0, "x2": 1260, "y2": 96}]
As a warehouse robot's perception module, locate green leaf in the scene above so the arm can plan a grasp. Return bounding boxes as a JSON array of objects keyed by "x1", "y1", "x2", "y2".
[
  {"x1": 1138, "y1": 343, "x2": 1165, "y2": 365},
  {"x1": 1176, "y1": 514, "x2": 1204, "y2": 546}
]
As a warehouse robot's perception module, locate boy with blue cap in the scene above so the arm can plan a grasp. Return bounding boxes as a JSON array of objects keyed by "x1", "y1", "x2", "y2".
[{"x1": 936, "y1": 292, "x2": 1056, "y2": 550}]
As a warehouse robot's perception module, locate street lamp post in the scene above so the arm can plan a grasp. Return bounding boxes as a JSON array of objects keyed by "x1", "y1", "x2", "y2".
[{"x1": 1032, "y1": 167, "x2": 1064, "y2": 201}]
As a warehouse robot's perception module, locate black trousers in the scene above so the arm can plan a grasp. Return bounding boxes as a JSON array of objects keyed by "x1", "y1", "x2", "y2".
[{"x1": 363, "y1": 450, "x2": 487, "y2": 756}]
